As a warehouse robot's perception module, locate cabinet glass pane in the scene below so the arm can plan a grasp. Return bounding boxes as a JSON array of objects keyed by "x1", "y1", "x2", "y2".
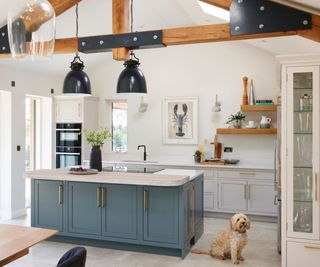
[{"x1": 293, "y1": 72, "x2": 313, "y2": 234}]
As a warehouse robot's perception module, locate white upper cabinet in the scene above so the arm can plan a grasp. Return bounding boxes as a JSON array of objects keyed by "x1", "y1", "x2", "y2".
[{"x1": 56, "y1": 98, "x2": 83, "y2": 123}]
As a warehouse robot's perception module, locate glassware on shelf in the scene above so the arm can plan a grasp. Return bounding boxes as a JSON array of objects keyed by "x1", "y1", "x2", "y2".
[
  {"x1": 294, "y1": 135, "x2": 312, "y2": 167},
  {"x1": 294, "y1": 169, "x2": 313, "y2": 201},
  {"x1": 299, "y1": 94, "x2": 312, "y2": 111},
  {"x1": 293, "y1": 202, "x2": 313, "y2": 233},
  {"x1": 294, "y1": 112, "x2": 312, "y2": 133}
]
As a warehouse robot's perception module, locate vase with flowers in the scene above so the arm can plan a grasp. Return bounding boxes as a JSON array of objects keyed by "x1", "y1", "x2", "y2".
[{"x1": 84, "y1": 128, "x2": 112, "y2": 171}]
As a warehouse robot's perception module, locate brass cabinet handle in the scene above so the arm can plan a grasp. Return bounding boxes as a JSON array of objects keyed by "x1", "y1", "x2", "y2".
[
  {"x1": 248, "y1": 184, "x2": 251, "y2": 200},
  {"x1": 305, "y1": 245, "x2": 320, "y2": 250},
  {"x1": 78, "y1": 103, "x2": 81, "y2": 117},
  {"x1": 315, "y1": 173, "x2": 318, "y2": 201},
  {"x1": 102, "y1": 187, "x2": 105, "y2": 208},
  {"x1": 58, "y1": 185, "x2": 63, "y2": 204},
  {"x1": 97, "y1": 187, "x2": 101, "y2": 208},
  {"x1": 144, "y1": 190, "x2": 148, "y2": 212},
  {"x1": 244, "y1": 184, "x2": 247, "y2": 200}
]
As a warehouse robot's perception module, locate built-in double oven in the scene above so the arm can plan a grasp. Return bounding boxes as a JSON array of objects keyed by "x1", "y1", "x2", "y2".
[{"x1": 56, "y1": 123, "x2": 82, "y2": 168}]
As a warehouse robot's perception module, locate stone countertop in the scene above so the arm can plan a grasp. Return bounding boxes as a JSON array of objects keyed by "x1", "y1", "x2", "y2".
[
  {"x1": 85, "y1": 159, "x2": 274, "y2": 171},
  {"x1": 25, "y1": 169, "x2": 204, "y2": 187}
]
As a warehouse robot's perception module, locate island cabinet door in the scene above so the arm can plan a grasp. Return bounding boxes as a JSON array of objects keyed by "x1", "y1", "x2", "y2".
[
  {"x1": 194, "y1": 177, "x2": 204, "y2": 229},
  {"x1": 142, "y1": 186, "x2": 179, "y2": 245},
  {"x1": 101, "y1": 184, "x2": 138, "y2": 240},
  {"x1": 33, "y1": 180, "x2": 64, "y2": 231},
  {"x1": 68, "y1": 182, "x2": 102, "y2": 236}
]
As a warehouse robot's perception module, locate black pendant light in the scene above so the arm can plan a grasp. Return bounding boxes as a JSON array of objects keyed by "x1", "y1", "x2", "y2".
[
  {"x1": 116, "y1": 0, "x2": 147, "y2": 94},
  {"x1": 63, "y1": 4, "x2": 91, "y2": 95}
]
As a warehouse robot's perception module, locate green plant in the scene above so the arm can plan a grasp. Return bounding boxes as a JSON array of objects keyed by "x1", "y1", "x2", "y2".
[
  {"x1": 194, "y1": 150, "x2": 202, "y2": 158},
  {"x1": 84, "y1": 128, "x2": 112, "y2": 147},
  {"x1": 226, "y1": 111, "x2": 246, "y2": 124}
]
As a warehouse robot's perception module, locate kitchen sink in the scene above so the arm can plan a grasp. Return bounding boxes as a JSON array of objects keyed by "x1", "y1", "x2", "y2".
[
  {"x1": 102, "y1": 166, "x2": 164, "y2": 174},
  {"x1": 121, "y1": 160, "x2": 158, "y2": 164}
]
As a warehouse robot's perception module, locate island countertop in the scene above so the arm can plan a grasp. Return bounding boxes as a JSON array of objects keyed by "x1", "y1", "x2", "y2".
[{"x1": 25, "y1": 169, "x2": 204, "y2": 187}]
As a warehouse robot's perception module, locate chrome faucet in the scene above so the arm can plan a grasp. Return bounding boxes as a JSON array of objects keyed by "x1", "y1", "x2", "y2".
[{"x1": 137, "y1": 145, "x2": 147, "y2": 161}]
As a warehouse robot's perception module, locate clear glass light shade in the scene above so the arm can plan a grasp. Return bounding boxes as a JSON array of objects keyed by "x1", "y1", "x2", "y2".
[{"x1": 7, "y1": 0, "x2": 56, "y2": 60}]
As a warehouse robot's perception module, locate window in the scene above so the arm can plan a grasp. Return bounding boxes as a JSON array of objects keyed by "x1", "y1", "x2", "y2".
[{"x1": 111, "y1": 101, "x2": 127, "y2": 152}]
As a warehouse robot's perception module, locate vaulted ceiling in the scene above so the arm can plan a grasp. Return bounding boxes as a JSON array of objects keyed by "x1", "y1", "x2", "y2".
[{"x1": 0, "y1": 0, "x2": 320, "y2": 75}]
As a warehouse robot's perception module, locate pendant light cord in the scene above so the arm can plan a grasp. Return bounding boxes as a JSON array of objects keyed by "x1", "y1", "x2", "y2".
[
  {"x1": 129, "y1": 0, "x2": 139, "y2": 62},
  {"x1": 75, "y1": 4, "x2": 79, "y2": 57},
  {"x1": 130, "y1": 0, "x2": 133, "y2": 33}
]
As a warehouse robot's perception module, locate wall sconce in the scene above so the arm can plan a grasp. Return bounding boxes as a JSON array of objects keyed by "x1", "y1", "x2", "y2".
[
  {"x1": 212, "y1": 94, "x2": 221, "y2": 112},
  {"x1": 138, "y1": 96, "x2": 148, "y2": 113}
]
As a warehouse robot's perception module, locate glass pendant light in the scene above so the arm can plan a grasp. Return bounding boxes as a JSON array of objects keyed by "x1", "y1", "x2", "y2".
[
  {"x1": 62, "y1": 4, "x2": 91, "y2": 95},
  {"x1": 7, "y1": 0, "x2": 56, "y2": 60},
  {"x1": 116, "y1": 0, "x2": 147, "y2": 94}
]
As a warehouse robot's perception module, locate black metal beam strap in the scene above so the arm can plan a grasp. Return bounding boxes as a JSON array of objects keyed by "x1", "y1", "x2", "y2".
[
  {"x1": 78, "y1": 30, "x2": 164, "y2": 54},
  {"x1": 0, "y1": 25, "x2": 10, "y2": 54},
  {"x1": 230, "y1": 0, "x2": 312, "y2": 36}
]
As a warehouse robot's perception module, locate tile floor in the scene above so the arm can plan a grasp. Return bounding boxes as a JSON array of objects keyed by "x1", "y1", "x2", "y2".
[{"x1": 2, "y1": 214, "x2": 280, "y2": 267}]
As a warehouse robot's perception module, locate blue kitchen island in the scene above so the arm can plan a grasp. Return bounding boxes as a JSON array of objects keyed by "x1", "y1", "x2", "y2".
[{"x1": 26, "y1": 168, "x2": 204, "y2": 258}]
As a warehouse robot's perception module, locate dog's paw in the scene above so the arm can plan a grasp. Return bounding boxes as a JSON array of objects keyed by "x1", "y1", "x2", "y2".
[
  {"x1": 238, "y1": 256, "x2": 245, "y2": 261},
  {"x1": 232, "y1": 260, "x2": 240, "y2": 265}
]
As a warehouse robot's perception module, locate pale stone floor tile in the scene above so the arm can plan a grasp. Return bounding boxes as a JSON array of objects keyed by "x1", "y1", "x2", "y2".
[{"x1": 4, "y1": 216, "x2": 281, "y2": 267}]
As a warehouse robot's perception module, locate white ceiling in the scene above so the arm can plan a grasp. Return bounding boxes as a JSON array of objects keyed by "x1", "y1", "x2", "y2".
[{"x1": 0, "y1": 0, "x2": 319, "y2": 75}]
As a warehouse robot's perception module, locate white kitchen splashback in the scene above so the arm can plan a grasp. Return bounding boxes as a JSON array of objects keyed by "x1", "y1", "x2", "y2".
[{"x1": 90, "y1": 41, "x2": 278, "y2": 166}]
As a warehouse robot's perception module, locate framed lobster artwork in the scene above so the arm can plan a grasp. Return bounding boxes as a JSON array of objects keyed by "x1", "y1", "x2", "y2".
[{"x1": 163, "y1": 96, "x2": 198, "y2": 144}]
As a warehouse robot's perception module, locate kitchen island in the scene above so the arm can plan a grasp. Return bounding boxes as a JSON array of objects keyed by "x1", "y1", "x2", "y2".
[{"x1": 25, "y1": 168, "x2": 204, "y2": 258}]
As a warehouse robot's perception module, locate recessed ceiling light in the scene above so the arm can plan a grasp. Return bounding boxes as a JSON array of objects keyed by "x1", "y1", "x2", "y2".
[{"x1": 198, "y1": 1, "x2": 230, "y2": 22}]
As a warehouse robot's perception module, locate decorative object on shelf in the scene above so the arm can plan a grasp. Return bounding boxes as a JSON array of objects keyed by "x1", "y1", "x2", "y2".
[
  {"x1": 63, "y1": 4, "x2": 91, "y2": 95},
  {"x1": 84, "y1": 128, "x2": 112, "y2": 171},
  {"x1": 256, "y1": 99, "x2": 274, "y2": 105},
  {"x1": 212, "y1": 135, "x2": 222, "y2": 159},
  {"x1": 245, "y1": 120, "x2": 257, "y2": 129},
  {"x1": 226, "y1": 111, "x2": 246, "y2": 129},
  {"x1": 242, "y1": 76, "x2": 249, "y2": 105},
  {"x1": 260, "y1": 116, "x2": 272, "y2": 129},
  {"x1": 194, "y1": 150, "x2": 202, "y2": 163},
  {"x1": 212, "y1": 94, "x2": 221, "y2": 112},
  {"x1": 117, "y1": 0, "x2": 147, "y2": 94},
  {"x1": 138, "y1": 96, "x2": 148, "y2": 112},
  {"x1": 163, "y1": 96, "x2": 198, "y2": 144},
  {"x1": 7, "y1": 0, "x2": 56, "y2": 59},
  {"x1": 248, "y1": 79, "x2": 255, "y2": 105},
  {"x1": 299, "y1": 94, "x2": 312, "y2": 111}
]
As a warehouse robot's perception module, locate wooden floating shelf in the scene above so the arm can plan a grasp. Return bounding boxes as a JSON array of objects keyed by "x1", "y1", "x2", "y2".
[
  {"x1": 240, "y1": 105, "x2": 278, "y2": 112},
  {"x1": 216, "y1": 128, "x2": 277, "y2": 135}
]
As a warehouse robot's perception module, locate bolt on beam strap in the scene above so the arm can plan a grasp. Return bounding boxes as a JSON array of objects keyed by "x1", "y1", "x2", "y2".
[
  {"x1": 230, "y1": 0, "x2": 312, "y2": 36},
  {"x1": 0, "y1": 25, "x2": 10, "y2": 54},
  {"x1": 78, "y1": 30, "x2": 164, "y2": 54}
]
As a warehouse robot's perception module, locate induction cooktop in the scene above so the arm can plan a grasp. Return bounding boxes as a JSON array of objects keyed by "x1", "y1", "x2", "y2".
[{"x1": 102, "y1": 166, "x2": 164, "y2": 174}]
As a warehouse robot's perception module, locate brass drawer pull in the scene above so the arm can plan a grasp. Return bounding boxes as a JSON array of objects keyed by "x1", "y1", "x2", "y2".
[
  {"x1": 102, "y1": 187, "x2": 106, "y2": 208},
  {"x1": 144, "y1": 190, "x2": 148, "y2": 212},
  {"x1": 58, "y1": 185, "x2": 63, "y2": 204},
  {"x1": 239, "y1": 172, "x2": 256, "y2": 176},
  {"x1": 97, "y1": 187, "x2": 101, "y2": 208},
  {"x1": 305, "y1": 245, "x2": 320, "y2": 250}
]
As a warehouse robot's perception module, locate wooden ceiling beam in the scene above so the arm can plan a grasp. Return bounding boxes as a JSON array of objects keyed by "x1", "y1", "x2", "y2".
[
  {"x1": 298, "y1": 14, "x2": 320, "y2": 43},
  {"x1": 199, "y1": 0, "x2": 232, "y2": 11},
  {"x1": 112, "y1": 0, "x2": 130, "y2": 61},
  {"x1": 21, "y1": 0, "x2": 81, "y2": 32}
]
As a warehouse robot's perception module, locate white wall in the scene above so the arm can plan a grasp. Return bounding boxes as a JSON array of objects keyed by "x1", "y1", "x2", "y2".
[
  {"x1": 0, "y1": 64, "x2": 60, "y2": 219},
  {"x1": 90, "y1": 42, "x2": 280, "y2": 164}
]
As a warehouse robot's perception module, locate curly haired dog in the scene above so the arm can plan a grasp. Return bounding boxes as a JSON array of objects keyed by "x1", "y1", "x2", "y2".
[{"x1": 192, "y1": 213, "x2": 251, "y2": 265}]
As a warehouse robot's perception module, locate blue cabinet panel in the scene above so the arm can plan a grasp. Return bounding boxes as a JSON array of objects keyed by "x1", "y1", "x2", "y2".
[
  {"x1": 143, "y1": 187, "x2": 179, "y2": 245},
  {"x1": 33, "y1": 180, "x2": 64, "y2": 231},
  {"x1": 102, "y1": 184, "x2": 138, "y2": 240},
  {"x1": 68, "y1": 182, "x2": 101, "y2": 236},
  {"x1": 194, "y1": 177, "x2": 204, "y2": 228}
]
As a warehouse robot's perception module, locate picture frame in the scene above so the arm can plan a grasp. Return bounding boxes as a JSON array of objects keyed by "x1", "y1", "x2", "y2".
[{"x1": 163, "y1": 96, "x2": 198, "y2": 145}]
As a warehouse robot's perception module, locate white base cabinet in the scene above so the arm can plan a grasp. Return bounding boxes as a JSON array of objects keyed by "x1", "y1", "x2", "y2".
[
  {"x1": 287, "y1": 241, "x2": 320, "y2": 267},
  {"x1": 218, "y1": 180, "x2": 247, "y2": 212}
]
